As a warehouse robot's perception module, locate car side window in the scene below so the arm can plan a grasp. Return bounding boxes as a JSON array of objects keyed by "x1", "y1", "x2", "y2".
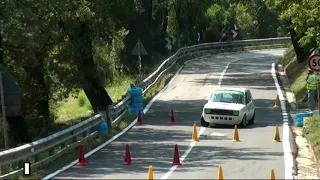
[
  {"x1": 245, "y1": 92, "x2": 251, "y2": 104},
  {"x1": 248, "y1": 92, "x2": 252, "y2": 102}
]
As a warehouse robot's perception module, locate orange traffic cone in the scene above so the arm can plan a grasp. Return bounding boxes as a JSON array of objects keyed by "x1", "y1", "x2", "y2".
[
  {"x1": 172, "y1": 144, "x2": 181, "y2": 165},
  {"x1": 273, "y1": 125, "x2": 281, "y2": 142},
  {"x1": 137, "y1": 110, "x2": 142, "y2": 125},
  {"x1": 270, "y1": 169, "x2": 275, "y2": 180},
  {"x1": 274, "y1": 95, "x2": 280, "y2": 108},
  {"x1": 217, "y1": 166, "x2": 223, "y2": 180},
  {"x1": 192, "y1": 123, "x2": 199, "y2": 142},
  {"x1": 124, "y1": 144, "x2": 132, "y2": 165},
  {"x1": 169, "y1": 109, "x2": 176, "y2": 125},
  {"x1": 76, "y1": 144, "x2": 86, "y2": 166},
  {"x1": 232, "y1": 125, "x2": 240, "y2": 142},
  {"x1": 147, "y1": 165, "x2": 154, "y2": 180}
]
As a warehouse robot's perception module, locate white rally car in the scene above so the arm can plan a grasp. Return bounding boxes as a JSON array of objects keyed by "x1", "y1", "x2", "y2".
[{"x1": 200, "y1": 87, "x2": 255, "y2": 127}]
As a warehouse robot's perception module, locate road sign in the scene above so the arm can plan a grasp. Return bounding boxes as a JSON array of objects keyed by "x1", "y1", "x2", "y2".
[
  {"x1": 165, "y1": 35, "x2": 176, "y2": 49},
  {"x1": 132, "y1": 39, "x2": 148, "y2": 77},
  {"x1": 308, "y1": 53, "x2": 320, "y2": 72},
  {"x1": 132, "y1": 39, "x2": 148, "y2": 56},
  {"x1": 231, "y1": 30, "x2": 238, "y2": 38}
]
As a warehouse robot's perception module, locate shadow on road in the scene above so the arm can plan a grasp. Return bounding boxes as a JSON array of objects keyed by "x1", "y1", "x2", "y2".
[
  {"x1": 62, "y1": 130, "x2": 282, "y2": 177},
  {"x1": 178, "y1": 50, "x2": 283, "y2": 76}
]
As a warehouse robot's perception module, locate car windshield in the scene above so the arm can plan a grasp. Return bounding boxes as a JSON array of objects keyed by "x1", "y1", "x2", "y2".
[{"x1": 210, "y1": 90, "x2": 244, "y2": 104}]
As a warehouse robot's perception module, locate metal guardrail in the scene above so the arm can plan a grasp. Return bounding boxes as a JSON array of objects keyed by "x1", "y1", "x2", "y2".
[{"x1": 0, "y1": 37, "x2": 291, "y2": 179}]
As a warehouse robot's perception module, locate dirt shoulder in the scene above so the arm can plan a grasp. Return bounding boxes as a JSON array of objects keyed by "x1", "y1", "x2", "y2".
[{"x1": 277, "y1": 64, "x2": 319, "y2": 179}]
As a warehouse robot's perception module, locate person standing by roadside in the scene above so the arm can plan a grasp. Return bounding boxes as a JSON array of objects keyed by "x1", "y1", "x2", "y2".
[{"x1": 306, "y1": 69, "x2": 320, "y2": 111}]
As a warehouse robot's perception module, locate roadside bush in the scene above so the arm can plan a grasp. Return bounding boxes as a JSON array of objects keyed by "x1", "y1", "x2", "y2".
[
  {"x1": 303, "y1": 116, "x2": 320, "y2": 155},
  {"x1": 78, "y1": 93, "x2": 86, "y2": 107}
]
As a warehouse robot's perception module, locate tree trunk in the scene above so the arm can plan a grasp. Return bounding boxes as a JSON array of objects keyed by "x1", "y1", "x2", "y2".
[
  {"x1": 287, "y1": 19, "x2": 308, "y2": 63},
  {"x1": 33, "y1": 80, "x2": 51, "y2": 134},
  {"x1": 0, "y1": 33, "x2": 3, "y2": 65},
  {"x1": 161, "y1": 7, "x2": 168, "y2": 37},
  {"x1": 71, "y1": 23, "x2": 113, "y2": 126}
]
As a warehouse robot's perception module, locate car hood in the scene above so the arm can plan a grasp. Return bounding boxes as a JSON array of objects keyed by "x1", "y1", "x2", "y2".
[{"x1": 204, "y1": 102, "x2": 245, "y2": 111}]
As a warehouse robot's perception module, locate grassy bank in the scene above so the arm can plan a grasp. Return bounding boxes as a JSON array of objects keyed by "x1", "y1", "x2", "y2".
[
  {"x1": 280, "y1": 45, "x2": 309, "y2": 104},
  {"x1": 303, "y1": 116, "x2": 320, "y2": 157},
  {"x1": 54, "y1": 75, "x2": 135, "y2": 124}
]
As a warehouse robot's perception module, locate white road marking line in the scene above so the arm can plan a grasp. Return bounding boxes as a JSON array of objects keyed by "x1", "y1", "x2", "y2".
[
  {"x1": 160, "y1": 128, "x2": 205, "y2": 180},
  {"x1": 210, "y1": 132, "x2": 227, "y2": 136},
  {"x1": 42, "y1": 55, "x2": 208, "y2": 180},
  {"x1": 231, "y1": 62, "x2": 271, "y2": 66},
  {"x1": 160, "y1": 59, "x2": 239, "y2": 179},
  {"x1": 271, "y1": 63, "x2": 294, "y2": 180},
  {"x1": 218, "y1": 60, "x2": 241, "y2": 88}
]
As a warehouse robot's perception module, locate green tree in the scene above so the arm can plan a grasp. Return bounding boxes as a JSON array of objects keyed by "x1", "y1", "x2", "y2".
[{"x1": 265, "y1": 0, "x2": 311, "y2": 62}]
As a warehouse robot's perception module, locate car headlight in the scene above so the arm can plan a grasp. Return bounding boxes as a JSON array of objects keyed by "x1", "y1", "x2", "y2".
[
  {"x1": 204, "y1": 108, "x2": 211, "y2": 114},
  {"x1": 233, "y1": 110, "x2": 239, "y2": 116}
]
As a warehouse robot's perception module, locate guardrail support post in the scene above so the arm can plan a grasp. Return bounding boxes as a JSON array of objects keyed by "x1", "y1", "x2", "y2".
[
  {"x1": 18, "y1": 160, "x2": 24, "y2": 169},
  {"x1": 60, "y1": 142, "x2": 65, "y2": 150},
  {"x1": 49, "y1": 148, "x2": 54, "y2": 156},
  {"x1": 1, "y1": 165, "x2": 8, "y2": 175},
  {"x1": 106, "y1": 106, "x2": 112, "y2": 132},
  {"x1": 34, "y1": 154, "x2": 40, "y2": 162},
  {"x1": 72, "y1": 130, "x2": 77, "y2": 142},
  {"x1": 82, "y1": 131, "x2": 87, "y2": 138}
]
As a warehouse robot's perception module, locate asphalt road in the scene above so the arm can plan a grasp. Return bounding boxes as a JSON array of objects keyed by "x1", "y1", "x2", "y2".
[{"x1": 52, "y1": 48, "x2": 290, "y2": 179}]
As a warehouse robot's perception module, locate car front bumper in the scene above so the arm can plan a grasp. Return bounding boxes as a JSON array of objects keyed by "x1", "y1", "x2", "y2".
[{"x1": 202, "y1": 114, "x2": 242, "y2": 125}]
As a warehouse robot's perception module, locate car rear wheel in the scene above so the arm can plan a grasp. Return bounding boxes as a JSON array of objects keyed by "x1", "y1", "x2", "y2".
[
  {"x1": 239, "y1": 115, "x2": 247, "y2": 128},
  {"x1": 201, "y1": 116, "x2": 209, "y2": 127},
  {"x1": 248, "y1": 111, "x2": 255, "y2": 125}
]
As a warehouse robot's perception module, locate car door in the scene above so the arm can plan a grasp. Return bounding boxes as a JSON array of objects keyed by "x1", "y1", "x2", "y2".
[
  {"x1": 249, "y1": 91, "x2": 255, "y2": 117},
  {"x1": 246, "y1": 91, "x2": 254, "y2": 119},
  {"x1": 244, "y1": 91, "x2": 250, "y2": 117}
]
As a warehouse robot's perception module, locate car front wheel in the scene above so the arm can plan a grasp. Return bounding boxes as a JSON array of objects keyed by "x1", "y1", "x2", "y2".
[
  {"x1": 239, "y1": 115, "x2": 247, "y2": 128},
  {"x1": 201, "y1": 116, "x2": 209, "y2": 127},
  {"x1": 248, "y1": 111, "x2": 255, "y2": 125}
]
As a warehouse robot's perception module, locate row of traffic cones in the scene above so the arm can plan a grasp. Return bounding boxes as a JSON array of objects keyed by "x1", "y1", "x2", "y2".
[
  {"x1": 146, "y1": 165, "x2": 276, "y2": 179},
  {"x1": 76, "y1": 142, "x2": 183, "y2": 167},
  {"x1": 230, "y1": 124, "x2": 281, "y2": 142},
  {"x1": 136, "y1": 109, "x2": 176, "y2": 125},
  {"x1": 123, "y1": 143, "x2": 182, "y2": 166},
  {"x1": 76, "y1": 123, "x2": 281, "y2": 166},
  {"x1": 216, "y1": 166, "x2": 277, "y2": 180},
  {"x1": 75, "y1": 123, "x2": 196, "y2": 167}
]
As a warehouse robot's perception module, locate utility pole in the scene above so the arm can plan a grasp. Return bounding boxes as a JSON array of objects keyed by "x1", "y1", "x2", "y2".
[
  {"x1": 0, "y1": 72, "x2": 9, "y2": 149},
  {"x1": 0, "y1": 72, "x2": 9, "y2": 174}
]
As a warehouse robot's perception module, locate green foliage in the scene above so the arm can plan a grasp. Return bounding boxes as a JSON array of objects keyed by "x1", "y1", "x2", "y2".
[
  {"x1": 303, "y1": 116, "x2": 320, "y2": 154},
  {"x1": 281, "y1": 46, "x2": 308, "y2": 103},
  {"x1": 203, "y1": 0, "x2": 284, "y2": 42},
  {"x1": 0, "y1": 0, "x2": 291, "y2": 139},
  {"x1": 77, "y1": 92, "x2": 87, "y2": 107},
  {"x1": 266, "y1": 0, "x2": 320, "y2": 52},
  {"x1": 235, "y1": 3, "x2": 257, "y2": 39}
]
